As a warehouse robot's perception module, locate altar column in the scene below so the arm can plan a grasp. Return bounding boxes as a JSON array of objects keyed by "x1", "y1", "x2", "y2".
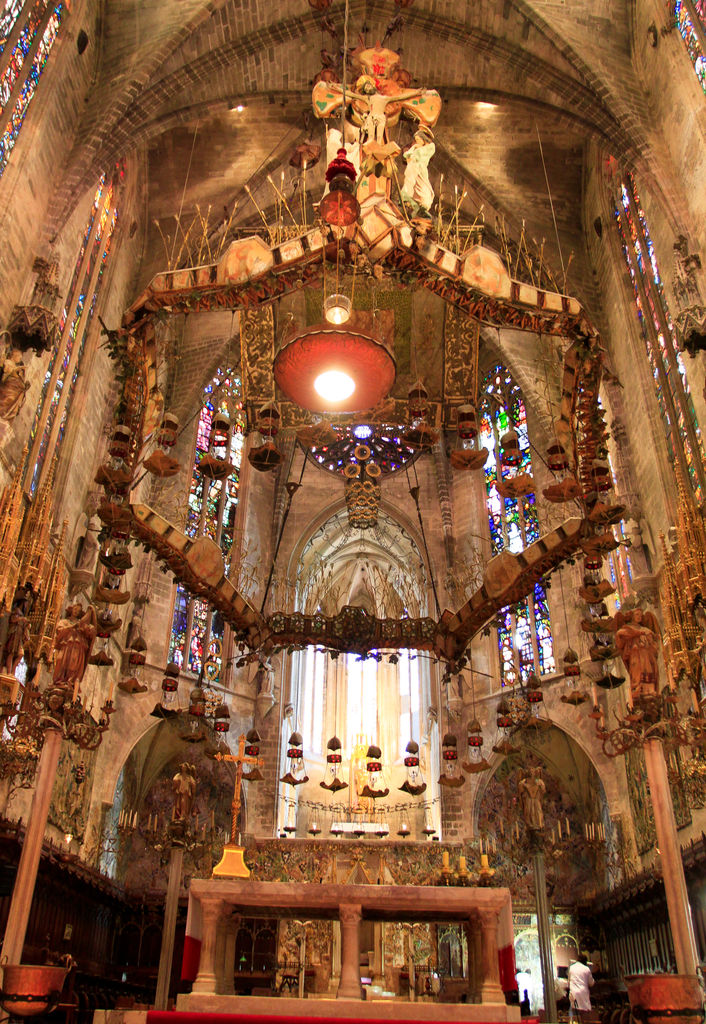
[
  {"x1": 221, "y1": 913, "x2": 240, "y2": 996},
  {"x1": 337, "y1": 903, "x2": 363, "y2": 999},
  {"x1": 478, "y1": 908, "x2": 504, "y2": 1004},
  {"x1": 192, "y1": 897, "x2": 225, "y2": 995},
  {"x1": 466, "y1": 915, "x2": 481, "y2": 1003}
]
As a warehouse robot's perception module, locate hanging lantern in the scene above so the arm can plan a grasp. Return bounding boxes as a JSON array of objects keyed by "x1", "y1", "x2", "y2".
[
  {"x1": 189, "y1": 686, "x2": 206, "y2": 717},
  {"x1": 525, "y1": 674, "x2": 544, "y2": 704},
  {"x1": 562, "y1": 648, "x2": 581, "y2": 678},
  {"x1": 319, "y1": 147, "x2": 360, "y2": 227},
  {"x1": 463, "y1": 718, "x2": 490, "y2": 774},
  {"x1": 257, "y1": 402, "x2": 280, "y2": 438},
  {"x1": 590, "y1": 457, "x2": 613, "y2": 493},
  {"x1": 399, "y1": 739, "x2": 427, "y2": 796},
  {"x1": 496, "y1": 698, "x2": 514, "y2": 728},
  {"x1": 323, "y1": 292, "x2": 352, "y2": 326},
  {"x1": 248, "y1": 436, "x2": 282, "y2": 472},
  {"x1": 243, "y1": 729, "x2": 264, "y2": 780},
  {"x1": 96, "y1": 610, "x2": 122, "y2": 638},
  {"x1": 200, "y1": 411, "x2": 234, "y2": 480},
  {"x1": 109, "y1": 423, "x2": 131, "y2": 461},
  {"x1": 145, "y1": 412, "x2": 181, "y2": 478},
  {"x1": 359, "y1": 743, "x2": 389, "y2": 798},
  {"x1": 397, "y1": 820, "x2": 411, "y2": 838},
  {"x1": 438, "y1": 733, "x2": 465, "y2": 787},
  {"x1": 213, "y1": 702, "x2": 230, "y2": 733},
  {"x1": 280, "y1": 731, "x2": 309, "y2": 786},
  {"x1": 543, "y1": 441, "x2": 581, "y2": 502},
  {"x1": 161, "y1": 662, "x2": 180, "y2": 694},
  {"x1": 457, "y1": 403, "x2": 478, "y2": 440},
  {"x1": 547, "y1": 441, "x2": 569, "y2": 474},
  {"x1": 408, "y1": 382, "x2": 429, "y2": 421},
  {"x1": 320, "y1": 735, "x2": 348, "y2": 792},
  {"x1": 500, "y1": 428, "x2": 522, "y2": 467},
  {"x1": 290, "y1": 140, "x2": 321, "y2": 170}
]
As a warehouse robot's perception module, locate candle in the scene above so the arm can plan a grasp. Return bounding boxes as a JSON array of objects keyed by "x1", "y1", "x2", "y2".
[
  {"x1": 108, "y1": 679, "x2": 114, "y2": 703},
  {"x1": 442, "y1": 850, "x2": 450, "y2": 870},
  {"x1": 210, "y1": 810, "x2": 215, "y2": 829},
  {"x1": 565, "y1": 817, "x2": 570, "y2": 837},
  {"x1": 480, "y1": 853, "x2": 489, "y2": 870},
  {"x1": 458, "y1": 855, "x2": 467, "y2": 873},
  {"x1": 557, "y1": 819, "x2": 562, "y2": 840}
]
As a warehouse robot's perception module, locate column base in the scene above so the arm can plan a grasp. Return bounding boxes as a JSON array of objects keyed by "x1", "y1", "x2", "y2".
[
  {"x1": 480, "y1": 981, "x2": 506, "y2": 1004},
  {"x1": 213, "y1": 845, "x2": 250, "y2": 878},
  {"x1": 336, "y1": 979, "x2": 363, "y2": 1000}
]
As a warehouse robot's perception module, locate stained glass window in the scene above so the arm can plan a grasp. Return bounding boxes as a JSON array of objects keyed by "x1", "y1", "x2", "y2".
[
  {"x1": 614, "y1": 174, "x2": 705, "y2": 501},
  {"x1": 26, "y1": 172, "x2": 118, "y2": 494},
  {"x1": 479, "y1": 365, "x2": 555, "y2": 685},
  {"x1": 0, "y1": 0, "x2": 27, "y2": 55},
  {"x1": 0, "y1": 2, "x2": 62, "y2": 179},
  {"x1": 0, "y1": 0, "x2": 47, "y2": 115},
  {"x1": 27, "y1": 173, "x2": 118, "y2": 494},
  {"x1": 675, "y1": 0, "x2": 706, "y2": 93},
  {"x1": 168, "y1": 368, "x2": 243, "y2": 681}
]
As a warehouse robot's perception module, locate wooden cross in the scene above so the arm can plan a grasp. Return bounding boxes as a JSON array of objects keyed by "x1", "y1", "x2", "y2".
[{"x1": 215, "y1": 733, "x2": 264, "y2": 845}]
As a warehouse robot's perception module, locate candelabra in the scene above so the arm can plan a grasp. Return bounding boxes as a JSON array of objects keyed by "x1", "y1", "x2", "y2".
[{"x1": 592, "y1": 690, "x2": 706, "y2": 758}]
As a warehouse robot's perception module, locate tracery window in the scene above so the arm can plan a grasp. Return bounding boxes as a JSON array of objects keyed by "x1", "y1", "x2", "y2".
[
  {"x1": 0, "y1": 1, "x2": 63, "y2": 178},
  {"x1": 613, "y1": 174, "x2": 706, "y2": 501},
  {"x1": 479, "y1": 365, "x2": 555, "y2": 686},
  {"x1": 675, "y1": 0, "x2": 706, "y2": 93},
  {"x1": 168, "y1": 367, "x2": 243, "y2": 681},
  {"x1": 27, "y1": 170, "x2": 119, "y2": 494},
  {"x1": 0, "y1": 1, "x2": 28, "y2": 55}
]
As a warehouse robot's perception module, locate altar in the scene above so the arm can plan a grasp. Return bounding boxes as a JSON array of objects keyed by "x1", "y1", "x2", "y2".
[{"x1": 177, "y1": 878, "x2": 519, "y2": 1022}]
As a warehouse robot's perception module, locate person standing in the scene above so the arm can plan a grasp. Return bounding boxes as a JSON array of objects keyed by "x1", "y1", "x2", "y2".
[{"x1": 568, "y1": 954, "x2": 594, "y2": 1021}]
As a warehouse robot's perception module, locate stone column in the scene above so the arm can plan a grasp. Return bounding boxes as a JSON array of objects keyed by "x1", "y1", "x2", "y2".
[
  {"x1": 643, "y1": 739, "x2": 699, "y2": 975},
  {"x1": 222, "y1": 913, "x2": 240, "y2": 996},
  {"x1": 465, "y1": 916, "x2": 480, "y2": 1003},
  {"x1": 192, "y1": 897, "x2": 225, "y2": 995},
  {"x1": 1, "y1": 726, "x2": 63, "y2": 966},
  {"x1": 337, "y1": 903, "x2": 363, "y2": 1000},
  {"x1": 154, "y1": 843, "x2": 184, "y2": 1009},
  {"x1": 532, "y1": 848, "x2": 557, "y2": 1021},
  {"x1": 214, "y1": 913, "x2": 228, "y2": 994},
  {"x1": 478, "y1": 908, "x2": 504, "y2": 1005},
  {"x1": 371, "y1": 922, "x2": 384, "y2": 988}
]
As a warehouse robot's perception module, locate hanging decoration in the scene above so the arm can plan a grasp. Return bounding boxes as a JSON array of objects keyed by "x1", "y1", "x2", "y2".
[
  {"x1": 200, "y1": 409, "x2": 234, "y2": 480},
  {"x1": 243, "y1": 729, "x2": 264, "y2": 781},
  {"x1": 144, "y1": 412, "x2": 181, "y2": 478},
  {"x1": 450, "y1": 403, "x2": 488, "y2": 471},
  {"x1": 320, "y1": 735, "x2": 348, "y2": 792},
  {"x1": 398, "y1": 739, "x2": 426, "y2": 795},
  {"x1": 438, "y1": 732, "x2": 465, "y2": 787},
  {"x1": 344, "y1": 443, "x2": 381, "y2": 529},
  {"x1": 542, "y1": 442, "x2": 581, "y2": 503},
  {"x1": 248, "y1": 401, "x2": 282, "y2": 472},
  {"x1": 405, "y1": 381, "x2": 438, "y2": 451},
  {"x1": 359, "y1": 743, "x2": 389, "y2": 798},
  {"x1": 280, "y1": 731, "x2": 309, "y2": 786},
  {"x1": 463, "y1": 717, "x2": 490, "y2": 774}
]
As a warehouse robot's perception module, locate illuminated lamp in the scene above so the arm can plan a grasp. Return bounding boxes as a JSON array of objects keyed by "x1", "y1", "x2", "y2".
[
  {"x1": 323, "y1": 292, "x2": 352, "y2": 325},
  {"x1": 463, "y1": 717, "x2": 490, "y2": 774},
  {"x1": 273, "y1": 324, "x2": 396, "y2": 413},
  {"x1": 399, "y1": 739, "x2": 426, "y2": 796},
  {"x1": 280, "y1": 731, "x2": 309, "y2": 786},
  {"x1": 500, "y1": 428, "x2": 522, "y2": 466},
  {"x1": 161, "y1": 662, "x2": 180, "y2": 693},
  {"x1": 408, "y1": 381, "x2": 429, "y2": 421},
  {"x1": 189, "y1": 686, "x2": 206, "y2": 717},
  {"x1": 359, "y1": 743, "x2": 389, "y2": 798},
  {"x1": 244, "y1": 728, "x2": 261, "y2": 757},
  {"x1": 319, "y1": 147, "x2": 360, "y2": 227},
  {"x1": 457, "y1": 403, "x2": 478, "y2": 440},
  {"x1": 525, "y1": 673, "x2": 544, "y2": 703},
  {"x1": 591, "y1": 457, "x2": 613, "y2": 492},
  {"x1": 320, "y1": 735, "x2": 348, "y2": 792},
  {"x1": 562, "y1": 647, "x2": 581, "y2": 678},
  {"x1": 495, "y1": 699, "x2": 513, "y2": 729}
]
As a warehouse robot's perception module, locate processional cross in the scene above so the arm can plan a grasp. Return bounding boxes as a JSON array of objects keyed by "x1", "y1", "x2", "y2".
[{"x1": 213, "y1": 733, "x2": 264, "y2": 878}]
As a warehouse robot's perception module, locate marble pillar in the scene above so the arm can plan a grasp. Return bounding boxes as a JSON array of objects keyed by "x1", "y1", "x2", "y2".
[
  {"x1": 192, "y1": 898, "x2": 225, "y2": 995},
  {"x1": 337, "y1": 903, "x2": 363, "y2": 999},
  {"x1": 479, "y1": 908, "x2": 504, "y2": 1004},
  {"x1": 643, "y1": 739, "x2": 699, "y2": 976},
  {"x1": 1, "y1": 727, "x2": 63, "y2": 966}
]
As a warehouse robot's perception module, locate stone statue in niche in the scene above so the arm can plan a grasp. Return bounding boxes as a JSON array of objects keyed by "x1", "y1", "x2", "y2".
[
  {"x1": 255, "y1": 657, "x2": 276, "y2": 719},
  {"x1": 75, "y1": 513, "x2": 100, "y2": 573},
  {"x1": 53, "y1": 603, "x2": 98, "y2": 687},
  {"x1": 518, "y1": 766, "x2": 546, "y2": 831},
  {"x1": 0, "y1": 346, "x2": 30, "y2": 422},
  {"x1": 614, "y1": 602, "x2": 661, "y2": 701},
  {"x1": 672, "y1": 235, "x2": 706, "y2": 356},
  {"x1": 172, "y1": 762, "x2": 197, "y2": 821}
]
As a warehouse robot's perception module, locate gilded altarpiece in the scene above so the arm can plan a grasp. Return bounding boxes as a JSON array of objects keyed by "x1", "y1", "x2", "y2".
[{"x1": 625, "y1": 745, "x2": 692, "y2": 855}]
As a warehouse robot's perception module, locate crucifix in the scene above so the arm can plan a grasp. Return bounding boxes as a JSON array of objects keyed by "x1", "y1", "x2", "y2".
[{"x1": 212, "y1": 733, "x2": 264, "y2": 878}]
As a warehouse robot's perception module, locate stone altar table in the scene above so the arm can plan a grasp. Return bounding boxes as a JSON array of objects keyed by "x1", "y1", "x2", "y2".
[{"x1": 178, "y1": 878, "x2": 519, "y2": 1022}]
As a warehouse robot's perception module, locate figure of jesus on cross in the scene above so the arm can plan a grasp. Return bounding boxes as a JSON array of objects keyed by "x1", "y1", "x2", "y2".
[{"x1": 213, "y1": 733, "x2": 264, "y2": 878}]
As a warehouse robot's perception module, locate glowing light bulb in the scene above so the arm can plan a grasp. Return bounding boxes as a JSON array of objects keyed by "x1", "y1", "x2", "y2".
[
  {"x1": 314, "y1": 370, "x2": 355, "y2": 403},
  {"x1": 323, "y1": 293, "x2": 352, "y2": 325}
]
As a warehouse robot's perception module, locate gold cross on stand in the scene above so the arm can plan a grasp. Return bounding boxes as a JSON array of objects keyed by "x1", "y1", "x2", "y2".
[{"x1": 212, "y1": 733, "x2": 264, "y2": 878}]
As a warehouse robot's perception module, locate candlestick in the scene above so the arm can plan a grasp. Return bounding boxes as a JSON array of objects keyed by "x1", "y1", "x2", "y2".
[
  {"x1": 480, "y1": 853, "x2": 489, "y2": 869},
  {"x1": 442, "y1": 850, "x2": 450, "y2": 871},
  {"x1": 458, "y1": 855, "x2": 467, "y2": 873}
]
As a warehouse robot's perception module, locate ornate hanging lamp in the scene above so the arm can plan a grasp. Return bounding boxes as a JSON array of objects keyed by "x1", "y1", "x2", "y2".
[
  {"x1": 243, "y1": 729, "x2": 264, "y2": 781},
  {"x1": 359, "y1": 743, "x2": 389, "y2": 798},
  {"x1": 344, "y1": 443, "x2": 381, "y2": 529},
  {"x1": 542, "y1": 441, "x2": 582, "y2": 503},
  {"x1": 144, "y1": 412, "x2": 181, "y2": 478},
  {"x1": 248, "y1": 402, "x2": 283, "y2": 472},
  {"x1": 280, "y1": 731, "x2": 309, "y2": 786},
  {"x1": 320, "y1": 735, "x2": 348, "y2": 792},
  {"x1": 273, "y1": 324, "x2": 396, "y2": 414},
  {"x1": 319, "y1": 147, "x2": 360, "y2": 227},
  {"x1": 450, "y1": 402, "x2": 488, "y2": 471},
  {"x1": 200, "y1": 411, "x2": 234, "y2": 480},
  {"x1": 463, "y1": 717, "x2": 490, "y2": 774},
  {"x1": 405, "y1": 381, "x2": 439, "y2": 451},
  {"x1": 399, "y1": 739, "x2": 427, "y2": 795},
  {"x1": 438, "y1": 732, "x2": 465, "y2": 787}
]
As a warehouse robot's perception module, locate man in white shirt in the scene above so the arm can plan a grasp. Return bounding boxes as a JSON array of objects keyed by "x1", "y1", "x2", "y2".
[{"x1": 568, "y1": 955, "x2": 594, "y2": 1020}]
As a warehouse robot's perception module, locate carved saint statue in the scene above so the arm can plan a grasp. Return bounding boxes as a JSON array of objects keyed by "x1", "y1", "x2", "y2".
[
  {"x1": 172, "y1": 762, "x2": 197, "y2": 821},
  {"x1": 0, "y1": 348, "x2": 30, "y2": 421},
  {"x1": 75, "y1": 513, "x2": 100, "y2": 573},
  {"x1": 400, "y1": 128, "x2": 436, "y2": 218},
  {"x1": 53, "y1": 603, "x2": 97, "y2": 687},
  {"x1": 518, "y1": 766, "x2": 546, "y2": 831},
  {"x1": 614, "y1": 603, "x2": 660, "y2": 701},
  {"x1": 0, "y1": 606, "x2": 30, "y2": 675}
]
